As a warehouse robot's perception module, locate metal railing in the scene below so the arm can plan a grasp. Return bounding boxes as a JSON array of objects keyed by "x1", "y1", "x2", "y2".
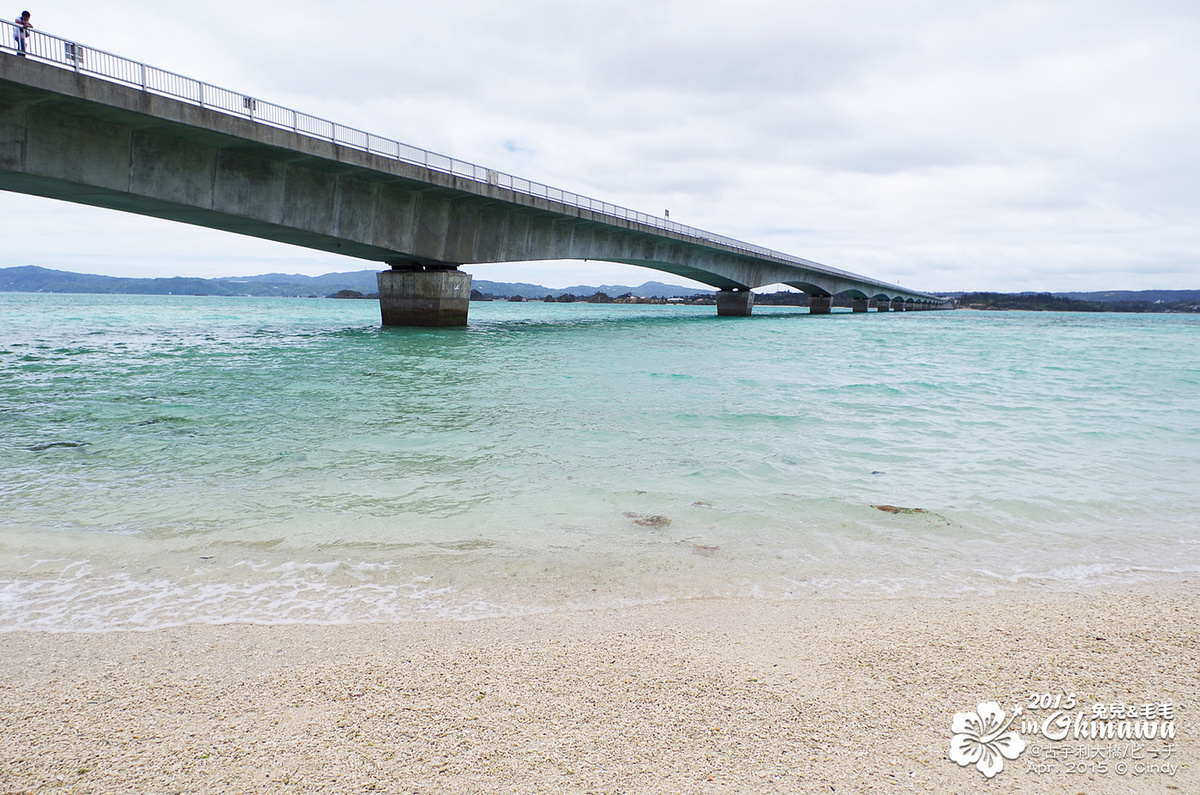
[{"x1": 1, "y1": 21, "x2": 922, "y2": 293}]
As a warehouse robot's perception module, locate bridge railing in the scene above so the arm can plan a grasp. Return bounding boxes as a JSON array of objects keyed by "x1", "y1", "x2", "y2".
[{"x1": 1, "y1": 21, "x2": 910, "y2": 291}]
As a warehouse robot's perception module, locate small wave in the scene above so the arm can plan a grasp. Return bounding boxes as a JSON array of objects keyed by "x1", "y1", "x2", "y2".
[
  {"x1": 25, "y1": 441, "x2": 91, "y2": 451},
  {"x1": 974, "y1": 561, "x2": 1200, "y2": 587},
  {"x1": 0, "y1": 572, "x2": 513, "y2": 633}
]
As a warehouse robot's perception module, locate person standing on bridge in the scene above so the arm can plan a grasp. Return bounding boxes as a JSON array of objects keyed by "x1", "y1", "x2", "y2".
[{"x1": 13, "y1": 10, "x2": 31, "y2": 55}]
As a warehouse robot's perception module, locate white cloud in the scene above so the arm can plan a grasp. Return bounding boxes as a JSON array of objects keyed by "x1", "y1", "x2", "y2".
[{"x1": 2, "y1": 0, "x2": 1197, "y2": 290}]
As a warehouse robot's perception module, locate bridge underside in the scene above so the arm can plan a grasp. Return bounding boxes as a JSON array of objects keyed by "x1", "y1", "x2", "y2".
[{"x1": 0, "y1": 54, "x2": 949, "y2": 325}]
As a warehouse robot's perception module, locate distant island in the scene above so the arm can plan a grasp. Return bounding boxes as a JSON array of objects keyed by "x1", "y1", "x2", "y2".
[
  {"x1": 0, "y1": 266, "x2": 713, "y2": 301},
  {"x1": 2, "y1": 266, "x2": 1198, "y2": 312},
  {"x1": 950, "y1": 291, "x2": 1200, "y2": 313}
]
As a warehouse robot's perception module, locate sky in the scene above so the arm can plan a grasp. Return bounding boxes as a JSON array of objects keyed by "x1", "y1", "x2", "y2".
[{"x1": 2, "y1": 0, "x2": 1198, "y2": 292}]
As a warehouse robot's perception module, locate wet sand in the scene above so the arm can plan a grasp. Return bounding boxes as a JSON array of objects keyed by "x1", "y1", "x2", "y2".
[{"x1": 2, "y1": 584, "x2": 1196, "y2": 794}]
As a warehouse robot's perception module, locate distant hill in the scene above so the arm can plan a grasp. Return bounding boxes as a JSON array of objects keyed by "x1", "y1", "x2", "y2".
[
  {"x1": 1056, "y1": 290, "x2": 1200, "y2": 303},
  {"x1": 224, "y1": 271, "x2": 380, "y2": 294},
  {"x1": 0, "y1": 265, "x2": 380, "y2": 297},
  {"x1": 0, "y1": 266, "x2": 713, "y2": 299},
  {"x1": 955, "y1": 291, "x2": 1200, "y2": 313},
  {"x1": 939, "y1": 289, "x2": 1200, "y2": 304}
]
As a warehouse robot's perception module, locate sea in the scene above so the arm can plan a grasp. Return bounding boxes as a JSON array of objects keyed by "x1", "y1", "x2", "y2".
[{"x1": 2, "y1": 292, "x2": 1198, "y2": 631}]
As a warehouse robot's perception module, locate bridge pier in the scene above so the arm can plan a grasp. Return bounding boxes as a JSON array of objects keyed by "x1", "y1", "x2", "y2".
[
  {"x1": 891, "y1": 299, "x2": 906, "y2": 312},
  {"x1": 851, "y1": 298, "x2": 869, "y2": 313},
  {"x1": 875, "y1": 300, "x2": 890, "y2": 312},
  {"x1": 377, "y1": 266, "x2": 472, "y2": 327},
  {"x1": 716, "y1": 289, "x2": 755, "y2": 317},
  {"x1": 809, "y1": 295, "x2": 833, "y2": 315}
]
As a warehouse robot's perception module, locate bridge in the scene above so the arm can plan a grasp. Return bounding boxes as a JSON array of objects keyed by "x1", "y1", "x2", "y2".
[{"x1": 0, "y1": 26, "x2": 951, "y2": 325}]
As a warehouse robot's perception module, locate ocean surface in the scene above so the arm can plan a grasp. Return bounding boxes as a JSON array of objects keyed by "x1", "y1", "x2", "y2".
[{"x1": 2, "y1": 293, "x2": 1198, "y2": 631}]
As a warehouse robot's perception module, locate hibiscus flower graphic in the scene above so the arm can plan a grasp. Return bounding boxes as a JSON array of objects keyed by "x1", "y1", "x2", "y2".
[{"x1": 948, "y1": 702, "x2": 1027, "y2": 778}]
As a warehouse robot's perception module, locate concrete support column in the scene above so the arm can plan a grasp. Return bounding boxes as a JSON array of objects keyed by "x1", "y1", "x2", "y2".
[
  {"x1": 809, "y1": 295, "x2": 833, "y2": 315},
  {"x1": 875, "y1": 300, "x2": 890, "y2": 312},
  {"x1": 891, "y1": 299, "x2": 905, "y2": 312},
  {"x1": 716, "y1": 289, "x2": 754, "y2": 316},
  {"x1": 851, "y1": 298, "x2": 869, "y2": 313},
  {"x1": 377, "y1": 266, "x2": 472, "y2": 327}
]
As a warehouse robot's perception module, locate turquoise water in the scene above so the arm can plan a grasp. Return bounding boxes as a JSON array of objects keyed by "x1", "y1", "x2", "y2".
[{"x1": 2, "y1": 293, "x2": 1199, "y2": 630}]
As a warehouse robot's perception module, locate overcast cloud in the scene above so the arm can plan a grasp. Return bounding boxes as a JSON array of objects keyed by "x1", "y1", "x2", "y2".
[{"x1": 2, "y1": 0, "x2": 1197, "y2": 291}]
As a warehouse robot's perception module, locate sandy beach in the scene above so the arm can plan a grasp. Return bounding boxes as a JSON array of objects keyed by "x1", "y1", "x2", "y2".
[{"x1": 1, "y1": 583, "x2": 1196, "y2": 794}]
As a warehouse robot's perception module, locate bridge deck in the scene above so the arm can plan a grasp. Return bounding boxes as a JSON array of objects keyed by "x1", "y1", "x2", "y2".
[{"x1": 0, "y1": 25, "x2": 948, "y2": 314}]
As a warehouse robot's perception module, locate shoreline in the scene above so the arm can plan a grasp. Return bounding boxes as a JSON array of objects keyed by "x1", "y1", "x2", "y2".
[{"x1": 2, "y1": 581, "x2": 1196, "y2": 793}]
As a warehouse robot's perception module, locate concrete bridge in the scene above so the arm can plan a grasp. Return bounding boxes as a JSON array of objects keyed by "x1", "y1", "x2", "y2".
[{"x1": 0, "y1": 28, "x2": 950, "y2": 325}]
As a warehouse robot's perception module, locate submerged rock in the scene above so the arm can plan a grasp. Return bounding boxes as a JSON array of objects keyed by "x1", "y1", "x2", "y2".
[
  {"x1": 873, "y1": 504, "x2": 926, "y2": 515},
  {"x1": 27, "y1": 441, "x2": 90, "y2": 451},
  {"x1": 624, "y1": 512, "x2": 671, "y2": 528}
]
